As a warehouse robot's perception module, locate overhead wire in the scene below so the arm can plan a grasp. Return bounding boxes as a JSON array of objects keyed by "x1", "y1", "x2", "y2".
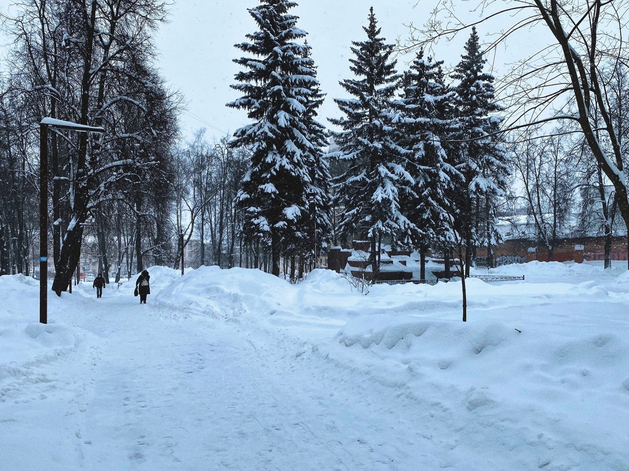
[{"x1": 181, "y1": 109, "x2": 229, "y2": 135}]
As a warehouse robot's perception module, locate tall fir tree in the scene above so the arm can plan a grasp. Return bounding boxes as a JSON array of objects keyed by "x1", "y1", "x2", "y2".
[
  {"x1": 330, "y1": 7, "x2": 410, "y2": 279},
  {"x1": 298, "y1": 41, "x2": 332, "y2": 275},
  {"x1": 395, "y1": 49, "x2": 457, "y2": 280},
  {"x1": 227, "y1": 0, "x2": 329, "y2": 277},
  {"x1": 450, "y1": 26, "x2": 509, "y2": 273}
]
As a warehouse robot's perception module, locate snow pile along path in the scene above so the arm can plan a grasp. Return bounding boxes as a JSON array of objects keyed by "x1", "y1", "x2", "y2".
[{"x1": 1, "y1": 263, "x2": 628, "y2": 470}]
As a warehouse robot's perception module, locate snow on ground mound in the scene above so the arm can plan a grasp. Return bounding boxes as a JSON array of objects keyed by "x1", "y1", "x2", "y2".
[
  {"x1": 154, "y1": 266, "x2": 355, "y2": 336},
  {"x1": 155, "y1": 266, "x2": 294, "y2": 321},
  {"x1": 488, "y1": 259, "x2": 626, "y2": 282},
  {"x1": 323, "y1": 275, "x2": 629, "y2": 469},
  {"x1": 324, "y1": 263, "x2": 629, "y2": 455},
  {"x1": 0, "y1": 275, "x2": 84, "y2": 374},
  {"x1": 118, "y1": 265, "x2": 182, "y2": 295},
  {"x1": 300, "y1": 268, "x2": 354, "y2": 294},
  {"x1": 614, "y1": 268, "x2": 629, "y2": 289},
  {"x1": 142, "y1": 265, "x2": 183, "y2": 290}
]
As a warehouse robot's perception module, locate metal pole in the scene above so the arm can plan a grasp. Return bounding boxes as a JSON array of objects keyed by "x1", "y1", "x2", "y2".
[
  {"x1": 180, "y1": 233, "x2": 184, "y2": 276},
  {"x1": 39, "y1": 124, "x2": 48, "y2": 324},
  {"x1": 38, "y1": 118, "x2": 104, "y2": 324}
]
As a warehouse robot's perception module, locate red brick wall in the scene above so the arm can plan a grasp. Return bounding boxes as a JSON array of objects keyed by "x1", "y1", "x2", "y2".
[
  {"x1": 476, "y1": 236, "x2": 628, "y2": 263},
  {"x1": 330, "y1": 236, "x2": 628, "y2": 270}
]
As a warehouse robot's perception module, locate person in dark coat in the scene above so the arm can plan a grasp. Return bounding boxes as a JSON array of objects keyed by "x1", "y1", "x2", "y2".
[
  {"x1": 135, "y1": 269, "x2": 150, "y2": 304},
  {"x1": 93, "y1": 273, "x2": 105, "y2": 298}
]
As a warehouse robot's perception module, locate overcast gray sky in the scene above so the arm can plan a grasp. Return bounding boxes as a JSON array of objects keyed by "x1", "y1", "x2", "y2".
[
  {"x1": 1, "y1": 1, "x2": 527, "y2": 143},
  {"x1": 153, "y1": 1, "x2": 437, "y2": 142}
]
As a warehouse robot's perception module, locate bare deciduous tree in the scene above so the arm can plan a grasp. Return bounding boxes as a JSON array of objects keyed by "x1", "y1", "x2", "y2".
[
  {"x1": 3, "y1": 0, "x2": 177, "y2": 292},
  {"x1": 511, "y1": 132, "x2": 579, "y2": 260},
  {"x1": 410, "y1": 0, "x2": 629, "y2": 267}
]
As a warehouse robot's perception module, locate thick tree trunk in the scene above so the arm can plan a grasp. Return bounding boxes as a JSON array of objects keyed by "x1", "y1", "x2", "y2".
[
  {"x1": 486, "y1": 195, "x2": 494, "y2": 269},
  {"x1": 115, "y1": 249, "x2": 123, "y2": 283},
  {"x1": 0, "y1": 226, "x2": 5, "y2": 275},
  {"x1": 603, "y1": 231, "x2": 612, "y2": 269},
  {"x1": 135, "y1": 215, "x2": 143, "y2": 273},
  {"x1": 377, "y1": 233, "x2": 382, "y2": 280},
  {"x1": 114, "y1": 211, "x2": 123, "y2": 283},
  {"x1": 299, "y1": 255, "x2": 305, "y2": 280},
  {"x1": 370, "y1": 234, "x2": 380, "y2": 282},
  {"x1": 227, "y1": 207, "x2": 234, "y2": 268},
  {"x1": 52, "y1": 0, "x2": 98, "y2": 295},
  {"x1": 199, "y1": 208, "x2": 205, "y2": 266},
  {"x1": 271, "y1": 232, "x2": 280, "y2": 277},
  {"x1": 465, "y1": 233, "x2": 472, "y2": 277},
  {"x1": 461, "y1": 265, "x2": 467, "y2": 322},
  {"x1": 52, "y1": 224, "x2": 84, "y2": 295},
  {"x1": 217, "y1": 191, "x2": 225, "y2": 268},
  {"x1": 97, "y1": 229, "x2": 109, "y2": 282},
  {"x1": 419, "y1": 245, "x2": 426, "y2": 282}
]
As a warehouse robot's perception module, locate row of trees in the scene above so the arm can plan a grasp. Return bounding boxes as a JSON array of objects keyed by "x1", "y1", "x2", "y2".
[
  {"x1": 3, "y1": 0, "x2": 629, "y2": 291},
  {"x1": 333, "y1": 14, "x2": 507, "y2": 280},
  {"x1": 417, "y1": 0, "x2": 629, "y2": 270},
  {"x1": 508, "y1": 113, "x2": 628, "y2": 269},
  {"x1": 171, "y1": 132, "x2": 250, "y2": 271},
  {"x1": 230, "y1": 0, "x2": 627, "y2": 286},
  {"x1": 0, "y1": 0, "x2": 278, "y2": 287},
  {"x1": 228, "y1": 1, "x2": 508, "y2": 282},
  {"x1": 0, "y1": 0, "x2": 179, "y2": 292},
  {"x1": 227, "y1": 0, "x2": 629, "y2": 281}
]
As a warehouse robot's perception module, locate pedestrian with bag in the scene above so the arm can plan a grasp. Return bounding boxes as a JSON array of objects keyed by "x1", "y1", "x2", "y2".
[
  {"x1": 135, "y1": 269, "x2": 151, "y2": 304},
  {"x1": 93, "y1": 273, "x2": 106, "y2": 298}
]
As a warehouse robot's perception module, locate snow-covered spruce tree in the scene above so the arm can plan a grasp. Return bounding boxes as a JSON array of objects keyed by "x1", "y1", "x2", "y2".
[
  {"x1": 394, "y1": 49, "x2": 457, "y2": 281},
  {"x1": 450, "y1": 27, "x2": 508, "y2": 274},
  {"x1": 227, "y1": 0, "x2": 329, "y2": 277},
  {"x1": 330, "y1": 7, "x2": 410, "y2": 280},
  {"x1": 294, "y1": 40, "x2": 332, "y2": 278}
]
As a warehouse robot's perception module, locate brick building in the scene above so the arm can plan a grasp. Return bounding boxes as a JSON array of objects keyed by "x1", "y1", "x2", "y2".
[{"x1": 476, "y1": 236, "x2": 628, "y2": 264}]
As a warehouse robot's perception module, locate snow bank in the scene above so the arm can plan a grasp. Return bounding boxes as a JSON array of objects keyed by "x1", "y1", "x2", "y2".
[
  {"x1": 1, "y1": 260, "x2": 629, "y2": 469},
  {"x1": 155, "y1": 265, "x2": 293, "y2": 321},
  {"x1": 489, "y1": 259, "x2": 627, "y2": 281},
  {"x1": 149, "y1": 261, "x2": 629, "y2": 458},
  {"x1": 0, "y1": 275, "x2": 84, "y2": 380}
]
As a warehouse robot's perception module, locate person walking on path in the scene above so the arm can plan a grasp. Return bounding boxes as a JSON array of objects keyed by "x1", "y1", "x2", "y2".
[
  {"x1": 93, "y1": 273, "x2": 106, "y2": 298},
  {"x1": 135, "y1": 270, "x2": 151, "y2": 304}
]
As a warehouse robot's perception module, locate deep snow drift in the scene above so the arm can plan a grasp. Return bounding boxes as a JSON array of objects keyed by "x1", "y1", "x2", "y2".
[{"x1": 1, "y1": 262, "x2": 628, "y2": 470}]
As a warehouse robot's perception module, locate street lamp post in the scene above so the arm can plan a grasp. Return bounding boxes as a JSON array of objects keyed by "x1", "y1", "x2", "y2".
[
  {"x1": 180, "y1": 233, "x2": 184, "y2": 276},
  {"x1": 40, "y1": 118, "x2": 104, "y2": 324}
]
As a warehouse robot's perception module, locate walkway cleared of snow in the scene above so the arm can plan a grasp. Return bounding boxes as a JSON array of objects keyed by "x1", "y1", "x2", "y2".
[{"x1": 1, "y1": 262, "x2": 629, "y2": 470}]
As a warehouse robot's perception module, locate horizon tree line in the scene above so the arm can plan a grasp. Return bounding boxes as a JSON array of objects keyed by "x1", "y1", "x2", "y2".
[{"x1": 2, "y1": 0, "x2": 629, "y2": 286}]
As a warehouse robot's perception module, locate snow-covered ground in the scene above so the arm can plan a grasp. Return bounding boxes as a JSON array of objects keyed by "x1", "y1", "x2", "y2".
[{"x1": 1, "y1": 261, "x2": 628, "y2": 470}]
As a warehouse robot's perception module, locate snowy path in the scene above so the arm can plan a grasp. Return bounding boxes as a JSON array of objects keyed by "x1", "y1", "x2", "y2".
[
  {"x1": 69, "y1": 293, "x2": 468, "y2": 471},
  {"x1": 4, "y1": 288, "x2": 434, "y2": 470}
]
